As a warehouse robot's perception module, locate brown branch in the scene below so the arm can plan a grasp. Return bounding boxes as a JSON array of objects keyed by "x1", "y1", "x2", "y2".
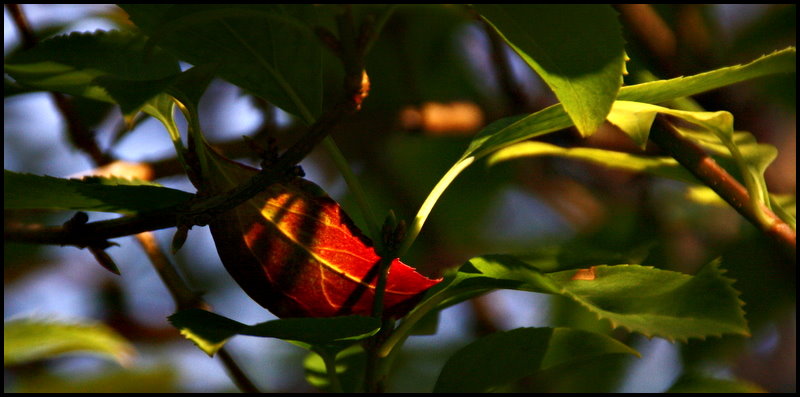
[
  {"x1": 217, "y1": 348, "x2": 261, "y2": 394},
  {"x1": 5, "y1": 4, "x2": 36, "y2": 50},
  {"x1": 650, "y1": 115, "x2": 795, "y2": 259},
  {"x1": 134, "y1": 232, "x2": 205, "y2": 311},
  {"x1": 4, "y1": 94, "x2": 360, "y2": 248}
]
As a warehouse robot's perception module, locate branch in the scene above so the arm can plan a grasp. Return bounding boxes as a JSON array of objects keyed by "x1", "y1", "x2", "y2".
[
  {"x1": 4, "y1": 94, "x2": 361, "y2": 246},
  {"x1": 650, "y1": 115, "x2": 795, "y2": 259},
  {"x1": 7, "y1": 5, "x2": 264, "y2": 391}
]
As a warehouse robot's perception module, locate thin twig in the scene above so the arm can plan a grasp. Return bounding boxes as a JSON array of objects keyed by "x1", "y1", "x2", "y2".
[
  {"x1": 650, "y1": 115, "x2": 795, "y2": 259},
  {"x1": 134, "y1": 232, "x2": 261, "y2": 392},
  {"x1": 133, "y1": 232, "x2": 204, "y2": 310},
  {"x1": 213, "y1": 334, "x2": 263, "y2": 393}
]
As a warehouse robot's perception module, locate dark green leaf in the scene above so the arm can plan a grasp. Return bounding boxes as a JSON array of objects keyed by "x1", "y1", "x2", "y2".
[
  {"x1": 168, "y1": 308, "x2": 380, "y2": 356},
  {"x1": 3, "y1": 317, "x2": 135, "y2": 366},
  {"x1": 3, "y1": 170, "x2": 193, "y2": 215},
  {"x1": 121, "y1": 4, "x2": 323, "y2": 123},
  {"x1": 475, "y1": 4, "x2": 625, "y2": 136},
  {"x1": 4, "y1": 30, "x2": 181, "y2": 113},
  {"x1": 362, "y1": 5, "x2": 484, "y2": 110},
  {"x1": 433, "y1": 327, "x2": 638, "y2": 393}
]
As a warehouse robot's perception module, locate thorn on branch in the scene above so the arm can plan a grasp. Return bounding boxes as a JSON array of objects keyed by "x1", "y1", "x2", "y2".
[
  {"x1": 62, "y1": 211, "x2": 89, "y2": 230},
  {"x1": 171, "y1": 225, "x2": 190, "y2": 254},
  {"x1": 89, "y1": 245, "x2": 121, "y2": 275},
  {"x1": 290, "y1": 164, "x2": 305, "y2": 179},
  {"x1": 62, "y1": 212, "x2": 121, "y2": 274}
]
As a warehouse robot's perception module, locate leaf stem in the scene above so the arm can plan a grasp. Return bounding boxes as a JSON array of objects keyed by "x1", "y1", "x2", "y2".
[
  {"x1": 318, "y1": 349, "x2": 344, "y2": 393},
  {"x1": 398, "y1": 156, "x2": 475, "y2": 257},
  {"x1": 378, "y1": 290, "x2": 450, "y2": 358}
]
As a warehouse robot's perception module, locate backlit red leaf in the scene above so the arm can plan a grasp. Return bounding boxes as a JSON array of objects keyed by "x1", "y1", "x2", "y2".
[{"x1": 199, "y1": 147, "x2": 441, "y2": 318}]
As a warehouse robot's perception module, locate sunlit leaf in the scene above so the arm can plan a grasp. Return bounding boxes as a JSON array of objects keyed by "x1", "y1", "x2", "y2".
[
  {"x1": 393, "y1": 256, "x2": 748, "y2": 349},
  {"x1": 488, "y1": 141, "x2": 696, "y2": 183},
  {"x1": 195, "y1": 144, "x2": 441, "y2": 318},
  {"x1": 547, "y1": 259, "x2": 749, "y2": 341},
  {"x1": 433, "y1": 327, "x2": 638, "y2": 393},
  {"x1": 168, "y1": 308, "x2": 380, "y2": 356},
  {"x1": 462, "y1": 47, "x2": 795, "y2": 161},
  {"x1": 400, "y1": 48, "x2": 795, "y2": 253},
  {"x1": 303, "y1": 345, "x2": 366, "y2": 393},
  {"x1": 3, "y1": 317, "x2": 135, "y2": 366},
  {"x1": 475, "y1": 4, "x2": 625, "y2": 136},
  {"x1": 3, "y1": 170, "x2": 193, "y2": 214},
  {"x1": 606, "y1": 100, "x2": 781, "y2": 227},
  {"x1": 14, "y1": 365, "x2": 178, "y2": 393}
]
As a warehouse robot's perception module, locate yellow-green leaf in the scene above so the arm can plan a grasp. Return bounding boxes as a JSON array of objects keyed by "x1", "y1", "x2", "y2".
[{"x1": 4, "y1": 317, "x2": 135, "y2": 366}]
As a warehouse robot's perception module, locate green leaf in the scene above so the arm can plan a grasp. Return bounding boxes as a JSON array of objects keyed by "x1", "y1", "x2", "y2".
[
  {"x1": 4, "y1": 30, "x2": 181, "y2": 114},
  {"x1": 386, "y1": 256, "x2": 748, "y2": 357},
  {"x1": 168, "y1": 308, "x2": 380, "y2": 356},
  {"x1": 488, "y1": 141, "x2": 697, "y2": 184},
  {"x1": 547, "y1": 259, "x2": 750, "y2": 342},
  {"x1": 606, "y1": 101, "x2": 781, "y2": 228},
  {"x1": 433, "y1": 327, "x2": 638, "y2": 393},
  {"x1": 618, "y1": 47, "x2": 795, "y2": 104},
  {"x1": 121, "y1": 4, "x2": 323, "y2": 123},
  {"x1": 464, "y1": 47, "x2": 795, "y2": 161},
  {"x1": 401, "y1": 49, "x2": 795, "y2": 252},
  {"x1": 304, "y1": 345, "x2": 366, "y2": 393},
  {"x1": 3, "y1": 170, "x2": 193, "y2": 215},
  {"x1": 474, "y1": 4, "x2": 625, "y2": 136},
  {"x1": 13, "y1": 365, "x2": 179, "y2": 393},
  {"x1": 3, "y1": 317, "x2": 135, "y2": 366}
]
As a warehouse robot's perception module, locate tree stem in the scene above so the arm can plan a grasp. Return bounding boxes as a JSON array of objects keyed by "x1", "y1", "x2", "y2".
[{"x1": 650, "y1": 115, "x2": 795, "y2": 258}]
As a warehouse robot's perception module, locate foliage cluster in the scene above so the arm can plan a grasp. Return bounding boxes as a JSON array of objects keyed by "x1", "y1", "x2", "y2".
[{"x1": 4, "y1": 4, "x2": 795, "y2": 393}]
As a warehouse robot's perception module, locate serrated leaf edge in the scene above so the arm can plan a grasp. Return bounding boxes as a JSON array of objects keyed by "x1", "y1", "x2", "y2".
[{"x1": 553, "y1": 261, "x2": 749, "y2": 343}]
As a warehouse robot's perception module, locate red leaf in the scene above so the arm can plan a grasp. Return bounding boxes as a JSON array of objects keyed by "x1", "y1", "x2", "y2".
[{"x1": 200, "y1": 147, "x2": 441, "y2": 318}]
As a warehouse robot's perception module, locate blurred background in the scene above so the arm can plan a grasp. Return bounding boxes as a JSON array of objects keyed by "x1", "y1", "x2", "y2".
[{"x1": 4, "y1": 4, "x2": 795, "y2": 392}]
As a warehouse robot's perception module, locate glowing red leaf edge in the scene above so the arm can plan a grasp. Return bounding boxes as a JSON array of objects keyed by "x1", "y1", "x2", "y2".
[{"x1": 200, "y1": 146, "x2": 441, "y2": 318}]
